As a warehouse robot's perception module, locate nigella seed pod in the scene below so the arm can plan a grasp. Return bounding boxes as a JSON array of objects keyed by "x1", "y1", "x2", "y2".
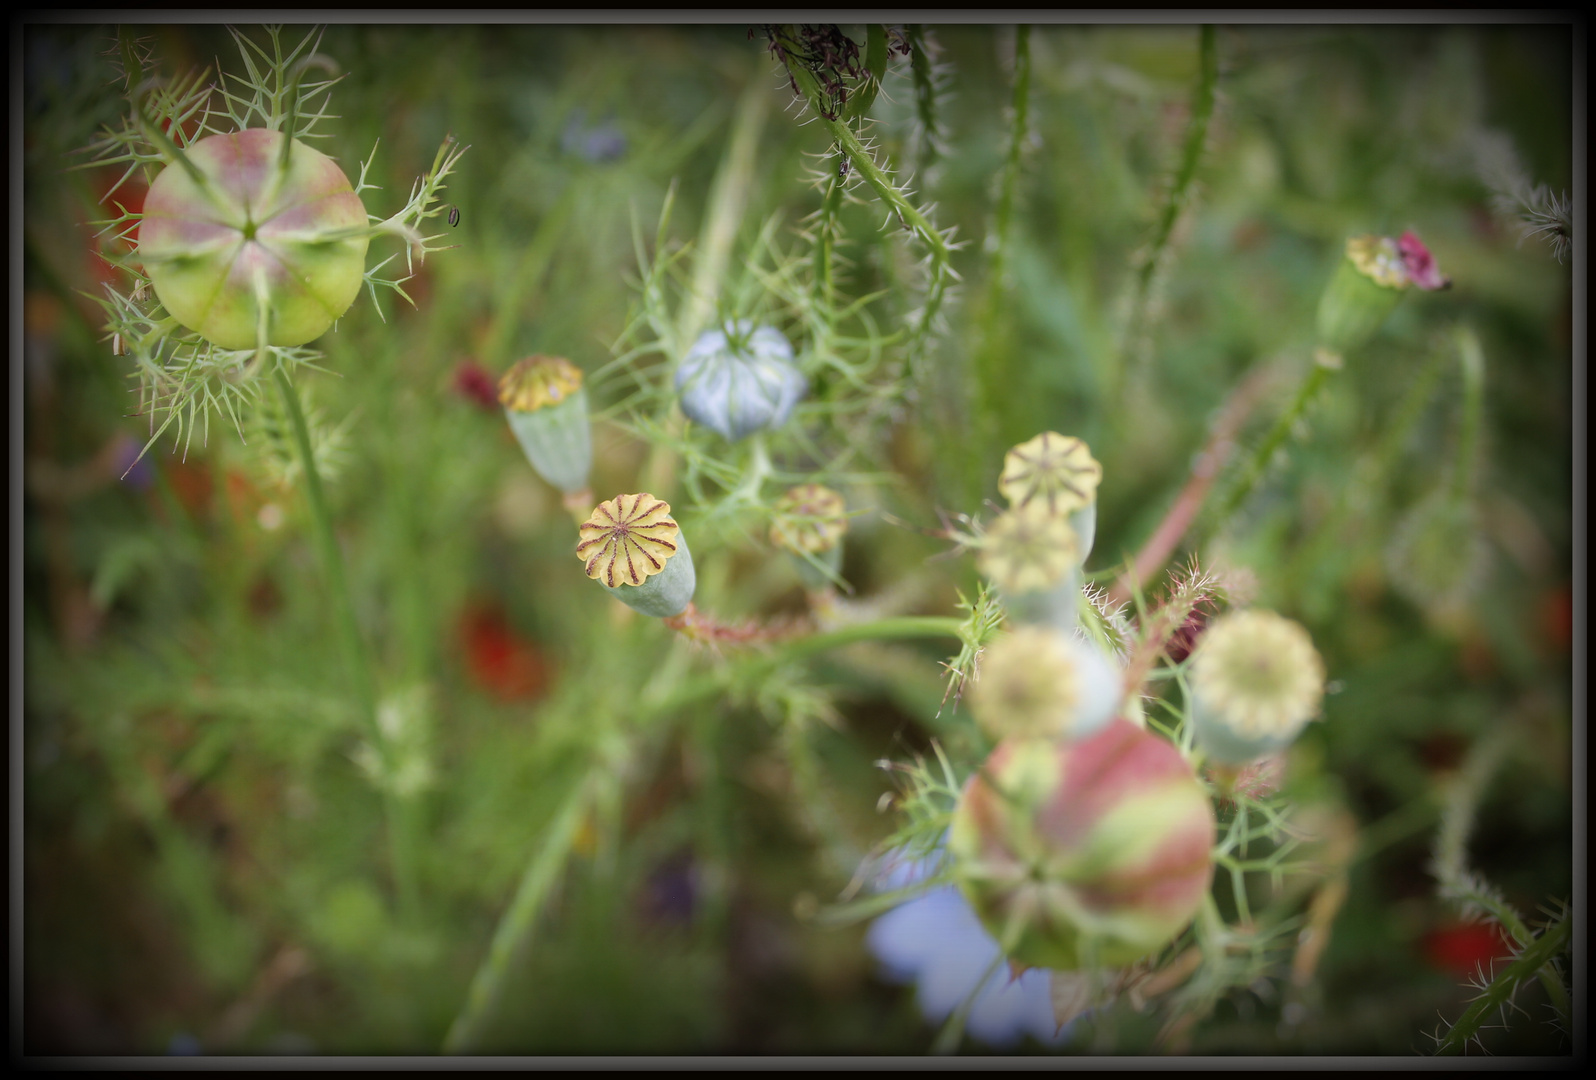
[
  {"x1": 499, "y1": 356, "x2": 593, "y2": 496},
  {"x1": 1187, "y1": 610, "x2": 1325, "y2": 765},
  {"x1": 966, "y1": 626, "x2": 1122, "y2": 743},
  {"x1": 948, "y1": 720, "x2": 1215, "y2": 971},
  {"x1": 770, "y1": 483, "x2": 848, "y2": 589},
  {"x1": 999, "y1": 433, "x2": 1102, "y2": 564},
  {"x1": 575, "y1": 493, "x2": 696, "y2": 618},
  {"x1": 977, "y1": 504, "x2": 1081, "y2": 632},
  {"x1": 137, "y1": 129, "x2": 370, "y2": 350},
  {"x1": 675, "y1": 321, "x2": 806, "y2": 441},
  {"x1": 1384, "y1": 490, "x2": 1489, "y2": 621}
]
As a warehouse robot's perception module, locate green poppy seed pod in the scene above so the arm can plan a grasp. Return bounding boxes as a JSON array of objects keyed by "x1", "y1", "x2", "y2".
[
  {"x1": 949, "y1": 720, "x2": 1215, "y2": 971},
  {"x1": 576, "y1": 493, "x2": 696, "y2": 618},
  {"x1": 499, "y1": 356, "x2": 593, "y2": 495},
  {"x1": 675, "y1": 321, "x2": 807, "y2": 441},
  {"x1": 977, "y1": 504, "x2": 1082, "y2": 633},
  {"x1": 999, "y1": 432, "x2": 1102, "y2": 564},
  {"x1": 770, "y1": 483, "x2": 848, "y2": 589},
  {"x1": 1188, "y1": 611, "x2": 1325, "y2": 765},
  {"x1": 967, "y1": 626, "x2": 1123, "y2": 743},
  {"x1": 137, "y1": 129, "x2": 370, "y2": 350},
  {"x1": 1315, "y1": 234, "x2": 1412, "y2": 353}
]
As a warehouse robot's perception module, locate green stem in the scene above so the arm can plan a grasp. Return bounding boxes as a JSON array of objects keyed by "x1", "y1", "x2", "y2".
[
  {"x1": 273, "y1": 368, "x2": 421, "y2": 923},
  {"x1": 905, "y1": 25, "x2": 942, "y2": 177},
  {"x1": 1434, "y1": 913, "x2": 1570, "y2": 1055},
  {"x1": 1452, "y1": 326, "x2": 1485, "y2": 501},
  {"x1": 442, "y1": 773, "x2": 597, "y2": 1054},
  {"x1": 1210, "y1": 354, "x2": 1336, "y2": 529},
  {"x1": 1118, "y1": 25, "x2": 1217, "y2": 387}
]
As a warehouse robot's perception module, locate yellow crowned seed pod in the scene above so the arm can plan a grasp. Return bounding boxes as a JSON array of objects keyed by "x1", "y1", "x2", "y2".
[
  {"x1": 770, "y1": 484, "x2": 848, "y2": 589},
  {"x1": 1188, "y1": 610, "x2": 1325, "y2": 764},
  {"x1": 575, "y1": 493, "x2": 696, "y2": 618},
  {"x1": 967, "y1": 626, "x2": 1122, "y2": 743},
  {"x1": 978, "y1": 504, "x2": 1081, "y2": 632},
  {"x1": 999, "y1": 433, "x2": 1102, "y2": 562},
  {"x1": 499, "y1": 356, "x2": 592, "y2": 496},
  {"x1": 137, "y1": 129, "x2": 370, "y2": 350}
]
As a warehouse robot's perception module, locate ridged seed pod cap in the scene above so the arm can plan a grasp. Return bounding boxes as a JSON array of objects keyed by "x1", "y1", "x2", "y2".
[
  {"x1": 1188, "y1": 610, "x2": 1325, "y2": 764},
  {"x1": 999, "y1": 433, "x2": 1102, "y2": 516},
  {"x1": 977, "y1": 505, "x2": 1078, "y2": 596},
  {"x1": 949, "y1": 721, "x2": 1215, "y2": 971},
  {"x1": 675, "y1": 321, "x2": 807, "y2": 441},
  {"x1": 575, "y1": 493, "x2": 696, "y2": 617},
  {"x1": 138, "y1": 129, "x2": 370, "y2": 350}
]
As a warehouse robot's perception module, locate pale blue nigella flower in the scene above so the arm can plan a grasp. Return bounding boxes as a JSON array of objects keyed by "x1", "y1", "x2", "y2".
[{"x1": 864, "y1": 851, "x2": 1072, "y2": 1049}]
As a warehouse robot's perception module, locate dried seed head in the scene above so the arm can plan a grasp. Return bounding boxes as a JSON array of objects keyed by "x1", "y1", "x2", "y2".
[
  {"x1": 967, "y1": 627, "x2": 1122, "y2": 742},
  {"x1": 977, "y1": 504, "x2": 1079, "y2": 595},
  {"x1": 770, "y1": 484, "x2": 848, "y2": 555},
  {"x1": 999, "y1": 433, "x2": 1102, "y2": 516},
  {"x1": 1189, "y1": 610, "x2": 1325, "y2": 763},
  {"x1": 498, "y1": 355, "x2": 585, "y2": 413},
  {"x1": 576, "y1": 493, "x2": 680, "y2": 588}
]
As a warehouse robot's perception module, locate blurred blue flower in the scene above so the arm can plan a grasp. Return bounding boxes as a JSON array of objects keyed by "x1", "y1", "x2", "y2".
[
  {"x1": 864, "y1": 850, "x2": 1071, "y2": 1050},
  {"x1": 561, "y1": 112, "x2": 627, "y2": 163}
]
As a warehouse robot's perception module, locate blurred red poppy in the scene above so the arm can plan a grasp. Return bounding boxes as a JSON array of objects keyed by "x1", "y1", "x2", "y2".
[
  {"x1": 452, "y1": 360, "x2": 500, "y2": 412},
  {"x1": 459, "y1": 602, "x2": 549, "y2": 701},
  {"x1": 1422, "y1": 920, "x2": 1511, "y2": 977},
  {"x1": 1538, "y1": 584, "x2": 1572, "y2": 654}
]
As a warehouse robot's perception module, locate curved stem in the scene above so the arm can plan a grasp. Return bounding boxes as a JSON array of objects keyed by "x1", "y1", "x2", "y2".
[{"x1": 274, "y1": 368, "x2": 421, "y2": 923}]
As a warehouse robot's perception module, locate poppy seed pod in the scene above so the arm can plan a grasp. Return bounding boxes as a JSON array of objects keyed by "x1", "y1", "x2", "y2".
[
  {"x1": 1316, "y1": 232, "x2": 1448, "y2": 354},
  {"x1": 137, "y1": 129, "x2": 371, "y2": 350},
  {"x1": 949, "y1": 720, "x2": 1215, "y2": 971},
  {"x1": 967, "y1": 627, "x2": 1123, "y2": 743},
  {"x1": 977, "y1": 504, "x2": 1082, "y2": 633},
  {"x1": 1187, "y1": 610, "x2": 1325, "y2": 765},
  {"x1": 675, "y1": 321, "x2": 806, "y2": 441},
  {"x1": 770, "y1": 484, "x2": 848, "y2": 589},
  {"x1": 999, "y1": 433, "x2": 1102, "y2": 564},
  {"x1": 575, "y1": 493, "x2": 696, "y2": 618},
  {"x1": 499, "y1": 356, "x2": 593, "y2": 496}
]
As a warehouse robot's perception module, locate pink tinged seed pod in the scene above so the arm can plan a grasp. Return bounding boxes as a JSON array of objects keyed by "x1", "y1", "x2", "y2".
[
  {"x1": 949, "y1": 720, "x2": 1215, "y2": 972},
  {"x1": 137, "y1": 129, "x2": 371, "y2": 351}
]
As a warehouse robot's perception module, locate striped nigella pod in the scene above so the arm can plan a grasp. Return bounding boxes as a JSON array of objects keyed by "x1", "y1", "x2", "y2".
[
  {"x1": 575, "y1": 493, "x2": 696, "y2": 618},
  {"x1": 1187, "y1": 610, "x2": 1325, "y2": 765},
  {"x1": 769, "y1": 483, "x2": 849, "y2": 590},
  {"x1": 137, "y1": 129, "x2": 370, "y2": 351},
  {"x1": 998, "y1": 432, "x2": 1102, "y2": 565},
  {"x1": 499, "y1": 356, "x2": 593, "y2": 499},
  {"x1": 675, "y1": 321, "x2": 807, "y2": 441},
  {"x1": 948, "y1": 719, "x2": 1215, "y2": 971}
]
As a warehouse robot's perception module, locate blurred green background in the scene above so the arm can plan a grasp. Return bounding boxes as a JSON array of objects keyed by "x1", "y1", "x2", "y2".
[{"x1": 21, "y1": 22, "x2": 1573, "y2": 1055}]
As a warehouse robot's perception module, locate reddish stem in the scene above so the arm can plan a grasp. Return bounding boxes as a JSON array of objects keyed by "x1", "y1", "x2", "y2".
[{"x1": 1108, "y1": 365, "x2": 1279, "y2": 608}]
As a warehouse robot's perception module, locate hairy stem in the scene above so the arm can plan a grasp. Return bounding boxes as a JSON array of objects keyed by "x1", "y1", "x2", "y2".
[{"x1": 274, "y1": 368, "x2": 420, "y2": 923}]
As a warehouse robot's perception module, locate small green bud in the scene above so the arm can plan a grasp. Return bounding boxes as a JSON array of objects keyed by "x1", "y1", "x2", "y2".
[
  {"x1": 137, "y1": 129, "x2": 370, "y2": 350},
  {"x1": 966, "y1": 626, "x2": 1122, "y2": 743},
  {"x1": 499, "y1": 356, "x2": 593, "y2": 496},
  {"x1": 1384, "y1": 490, "x2": 1489, "y2": 620},
  {"x1": 575, "y1": 493, "x2": 695, "y2": 618},
  {"x1": 949, "y1": 721, "x2": 1215, "y2": 971},
  {"x1": 675, "y1": 321, "x2": 806, "y2": 441},
  {"x1": 1187, "y1": 610, "x2": 1325, "y2": 765},
  {"x1": 770, "y1": 483, "x2": 849, "y2": 589}
]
